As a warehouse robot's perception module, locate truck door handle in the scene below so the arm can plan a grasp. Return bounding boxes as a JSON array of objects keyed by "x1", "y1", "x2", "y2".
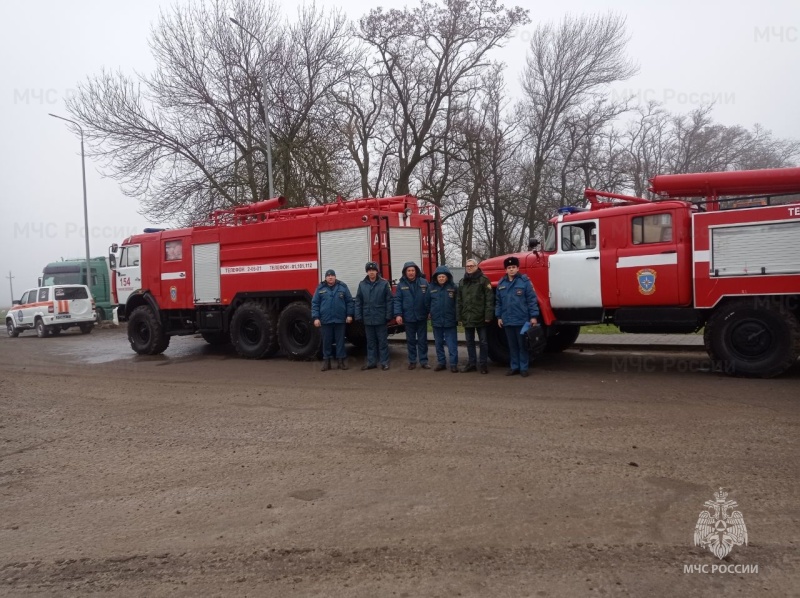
[
  {"x1": 660, "y1": 250, "x2": 677, "y2": 254},
  {"x1": 586, "y1": 256, "x2": 599, "y2": 260}
]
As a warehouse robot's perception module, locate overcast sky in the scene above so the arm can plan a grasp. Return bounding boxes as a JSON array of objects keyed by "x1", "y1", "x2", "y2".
[{"x1": 1, "y1": 0, "x2": 798, "y2": 305}]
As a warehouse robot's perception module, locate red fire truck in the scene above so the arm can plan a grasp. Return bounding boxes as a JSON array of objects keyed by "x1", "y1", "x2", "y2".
[
  {"x1": 481, "y1": 167, "x2": 800, "y2": 378},
  {"x1": 112, "y1": 195, "x2": 438, "y2": 359}
]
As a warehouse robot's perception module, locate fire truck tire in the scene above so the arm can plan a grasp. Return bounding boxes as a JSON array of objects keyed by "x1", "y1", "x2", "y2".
[
  {"x1": 278, "y1": 301, "x2": 321, "y2": 361},
  {"x1": 230, "y1": 302, "x2": 279, "y2": 359},
  {"x1": 544, "y1": 325, "x2": 581, "y2": 353},
  {"x1": 486, "y1": 321, "x2": 512, "y2": 366},
  {"x1": 36, "y1": 318, "x2": 50, "y2": 338},
  {"x1": 128, "y1": 305, "x2": 171, "y2": 355},
  {"x1": 346, "y1": 320, "x2": 367, "y2": 349},
  {"x1": 6, "y1": 320, "x2": 20, "y2": 338},
  {"x1": 704, "y1": 299, "x2": 800, "y2": 378}
]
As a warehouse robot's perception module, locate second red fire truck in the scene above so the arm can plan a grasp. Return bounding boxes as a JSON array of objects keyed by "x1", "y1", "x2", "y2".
[{"x1": 481, "y1": 167, "x2": 800, "y2": 378}]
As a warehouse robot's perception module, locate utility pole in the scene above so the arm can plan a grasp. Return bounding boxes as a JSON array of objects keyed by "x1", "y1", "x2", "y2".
[{"x1": 5, "y1": 271, "x2": 14, "y2": 305}]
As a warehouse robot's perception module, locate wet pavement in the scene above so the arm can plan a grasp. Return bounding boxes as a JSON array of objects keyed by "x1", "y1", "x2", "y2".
[{"x1": 10, "y1": 325, "x2": 707, "y2": 367}]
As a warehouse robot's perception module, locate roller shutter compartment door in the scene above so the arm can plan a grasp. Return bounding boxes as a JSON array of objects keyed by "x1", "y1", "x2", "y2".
[
  {"x1": 389, "y1": 227, "x2": 423, "y2": 284},
  {"x1": 318, "y1": 228, "x2": 371, "y2": 293},
  {"x1": 193, "y1": 243, "x2": 221, "y2": 303}
]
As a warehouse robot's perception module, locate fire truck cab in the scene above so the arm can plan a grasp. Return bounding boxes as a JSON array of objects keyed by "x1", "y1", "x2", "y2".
[
  {"x1": 113, "y1": 195, "x2": 438, "y2": 360},
  {"x1": 482, "y1": 167, "x2": 800, "y2": 378}
]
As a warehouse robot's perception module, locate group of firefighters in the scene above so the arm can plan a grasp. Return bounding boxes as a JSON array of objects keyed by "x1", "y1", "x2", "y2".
[{"x1": 311, "y1": 257, "x2": 540, "y2": 377}]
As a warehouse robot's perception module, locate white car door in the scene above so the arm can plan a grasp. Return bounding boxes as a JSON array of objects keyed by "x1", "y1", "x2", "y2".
[{"x1": 16, "y1": 289, "x2": 37, "y2": 327}]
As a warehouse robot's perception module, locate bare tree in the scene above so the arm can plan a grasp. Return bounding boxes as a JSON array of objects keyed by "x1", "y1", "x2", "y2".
[
  {"x1": 358, "y1": 0, "x2": 528, "y2": 196},
  {"x1": 518, "y1": 13, "x2": 637, "y2": 237},
  {"x1": 66, "y1": 0, "x2": 358, "y2": 224}
]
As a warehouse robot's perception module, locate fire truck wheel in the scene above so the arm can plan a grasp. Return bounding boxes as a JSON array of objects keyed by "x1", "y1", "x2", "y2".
[
  {"x1": 346, "y1": 320, "x2": 367, "y2": 349},
  {"x1": 486, "y1": 320, "x2": 511, "y2": 366},
  {"x1": 95, "y1": 307, "x2": 106, "y2": 323},
  {"x1": 544, "y1": 325, "x2": 580, "y2": 353},
  {"x1": 278, "y1": 301, "x2": 322, "y2": 361},
  {"x1": 704, "y1": 299, "x2": 800, "y2": 378},
  {"x1": 128, "y1": 305, "x2": 171, "y2": 355},
  {"x1": 6, "y1": 320, "x2": 20, "y2": 338},
  {"x1": 231, "y1": 302, "x2": 279, "y2": 359},
  {"x1": 36, "y1": 318, "x2": 51, "y2": 338}
]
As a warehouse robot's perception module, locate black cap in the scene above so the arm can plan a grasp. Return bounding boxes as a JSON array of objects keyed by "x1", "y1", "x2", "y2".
[
  {"x1": 503, "y1": 256, "x2": 520, "y2": 268},
  {"x1": 325, "y1": 269, "x2": 336, "y2": 277},
  {"x1": 365, "y1": 261, "x2": 379, "y2": 272}
]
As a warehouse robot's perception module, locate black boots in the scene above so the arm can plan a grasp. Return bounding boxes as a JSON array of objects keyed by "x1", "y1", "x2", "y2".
[
  {"x1": 338, "y1": 359, "x2": 348, "y2": 370},
  {"x1": 321, "y1": 360, "x2": 331, "y2": 371}
]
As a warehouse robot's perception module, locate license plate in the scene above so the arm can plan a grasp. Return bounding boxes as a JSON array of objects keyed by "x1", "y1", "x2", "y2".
[{"x1": 55, "y1": 315, "x2": 71, "y2": 319}]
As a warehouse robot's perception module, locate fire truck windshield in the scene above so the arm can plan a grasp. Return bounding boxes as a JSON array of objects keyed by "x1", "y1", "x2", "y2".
[{"x1": 543, "y1": 224, "x2": 556, "y2": 252}]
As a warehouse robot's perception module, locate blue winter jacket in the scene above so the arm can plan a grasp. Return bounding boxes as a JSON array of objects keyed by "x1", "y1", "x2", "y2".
[
  {"x1": 494, "y1": 273, "x2": 540, "y2": 326},
  {"x1": 355, "y1": 275, "x2": 393, "y2": 326},
  {"x1": 392, "y1": 261, "x2": 429, "y2": 323},
  {"x1": 428, "y1": 265, "x2": 458, "y2": 328},
  {"x1": 311, "y1": 280, "x2": 355, "y2": 324}
]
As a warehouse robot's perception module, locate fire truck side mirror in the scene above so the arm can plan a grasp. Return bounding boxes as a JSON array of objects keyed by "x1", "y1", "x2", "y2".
[
  {"x1": 108, "y1": 244, "x2": 118, "y2": 270},
  {"x1": 528, "y1": 238, "x2": 541, "y2": 251}
]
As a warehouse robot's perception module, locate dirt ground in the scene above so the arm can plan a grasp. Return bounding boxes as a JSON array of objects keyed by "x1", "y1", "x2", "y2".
[{"x1": 1, "y1": 327, "x2": 798, "y2": 597}]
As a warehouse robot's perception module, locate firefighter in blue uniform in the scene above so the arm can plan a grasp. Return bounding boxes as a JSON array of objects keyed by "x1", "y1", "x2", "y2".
[
  {"x1": 494, "y1": 256, "x2": 539, "y2": 377},
  {"x1": 312, "y1": 269, "x2": 355, "y2": 371}
]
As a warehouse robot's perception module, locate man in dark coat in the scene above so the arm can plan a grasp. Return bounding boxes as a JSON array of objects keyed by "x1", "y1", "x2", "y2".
[
  {"x1": 311, "y1": 269, "x2": 355, "y2": 371},
  {"x1": 457, "y1": 258, "x2": 494, "y2": 374},
  {"x1": 355, "y1": 261, "x2": 393, "y2": 371},
  {"x1": 494, "y1": 256, "x2": 539, "y2": 377},
  {"x1": 392, "y1": 261, "x2": 430, "y2": 370},
  {"x1": 429, "y1": 265, "x2": 459, "y2": 372}
]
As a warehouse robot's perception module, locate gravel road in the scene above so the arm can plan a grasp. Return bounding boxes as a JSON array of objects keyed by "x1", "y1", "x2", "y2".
[{"x1": 1, "y1": 327, "x2": 798, "y2": 596}]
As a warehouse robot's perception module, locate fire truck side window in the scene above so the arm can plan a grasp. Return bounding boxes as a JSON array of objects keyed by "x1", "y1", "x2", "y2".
[
  {"x1": 560, "y1": 223, "x2": 596, "y2": 251},
  {"x1": 632, "y1": 214, "x2": 672, "y2": 245},
  {"x1": 165, "y1": 240, "x2": 183, "y2": 261},
  {"x1": 543, "y1": 225, "x2": 556, "y2": 252},
  {"x1": 126, "y1": 245, "x2": 141, "y2": 266}
]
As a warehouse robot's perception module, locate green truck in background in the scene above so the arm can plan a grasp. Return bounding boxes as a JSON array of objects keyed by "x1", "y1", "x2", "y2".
[{"x1": 40, "y1": 257, "x2": 116, "y2": 321}]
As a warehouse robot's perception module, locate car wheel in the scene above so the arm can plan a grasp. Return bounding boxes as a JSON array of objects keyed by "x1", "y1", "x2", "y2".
[
  {"x1": 6, "y1": 319, "x2": 20, "y2": 338},
  {"x1": 79, "y1": 323, "x2": 93, "y2": 335},
  {"x1": 36, "y1": 319, "x2": 51, "y2": 338}
]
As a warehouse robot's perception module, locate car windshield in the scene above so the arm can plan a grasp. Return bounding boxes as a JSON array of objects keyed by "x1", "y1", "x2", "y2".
[{"x1": 55, "y1": 287, "x2": 88, "y2": 300}]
